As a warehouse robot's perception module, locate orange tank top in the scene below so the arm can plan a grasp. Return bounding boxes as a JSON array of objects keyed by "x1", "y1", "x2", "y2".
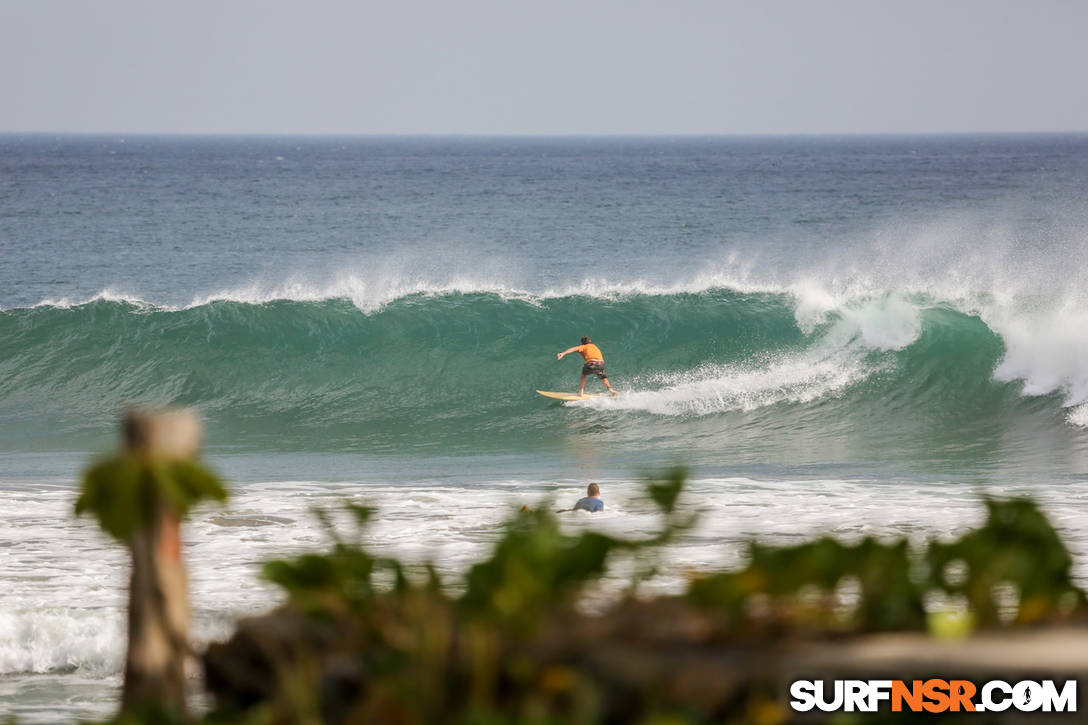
[{"x1": 578, "y1": 344, "x2": 604, "y2": 361}]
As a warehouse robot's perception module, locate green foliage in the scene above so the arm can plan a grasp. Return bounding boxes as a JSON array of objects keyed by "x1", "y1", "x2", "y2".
[
  {"x1": 208, "y1": 472, "x2": 690, "y2": 724},
  {"x1": 261, "y1": 504, "x2": 410, "y2": 615},
  {"x1": 646, "y1": 467, "x2": 686, "y2": 516},
  {"x1": 75, "y1": 455, "x2": 227, "y2": 540},
  {"x1": 460, "y1": 505, "x2": 623, "y2": 628},
  {"x1": 626, "y1": 468, "x2": 698, "y2": 592},
  {"x1": 926, "y1": 497, "x2": 1085, "y2": 625},
  {"x1": 687, "y1": 496, "x2": 1082, "y2": 635},
  {"x1": 687, "y1": 535, "x2": 926, "y2": 632},
  {"x1": 202, "y1": 474, "x2": 1087, "y2": 725}
]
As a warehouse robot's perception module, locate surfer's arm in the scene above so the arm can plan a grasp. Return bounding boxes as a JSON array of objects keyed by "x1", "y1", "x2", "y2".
[{"x1": 556, "y1": 345, "x2": 581, "y2": 360}]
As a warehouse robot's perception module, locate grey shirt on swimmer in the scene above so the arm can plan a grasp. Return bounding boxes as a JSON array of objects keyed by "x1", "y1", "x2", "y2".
[{"x1": 573, "y1": 496, "x2": 604, "y2": 512}]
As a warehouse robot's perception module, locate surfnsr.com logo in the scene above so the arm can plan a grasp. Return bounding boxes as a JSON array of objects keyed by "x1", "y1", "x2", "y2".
[{"x1": 790, "y1": 679, "x2": 1077, "y2": 713}]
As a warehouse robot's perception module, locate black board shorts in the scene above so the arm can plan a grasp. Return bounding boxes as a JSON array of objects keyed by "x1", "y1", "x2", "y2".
[{"x1": 582, "y1": 360, "x2": 607, "y2": 378}]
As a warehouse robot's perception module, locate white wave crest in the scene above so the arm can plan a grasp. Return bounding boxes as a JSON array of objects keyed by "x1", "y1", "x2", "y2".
[
  {"x1": 15, "y1": 271, "x2": 909, "y2": 316},
  {"x1": 989, "y1": 300, "x2": 1088, "y2": 425},
  {"x1": 27, "y1": 288, "x2": 151, "y2": 310},
  {"x1": 0, "y1": 609, "x2": 122, "y2": 676},
  {"x1": 182, "y1": 269, "x2": 791, "y2": 313},
  {"x1": 17, "y1": 267, "x2": 788, "y2": 314},
  {"x1": 578, "y1": 294, "x2": 920, "y2": 416},
  {"x1": 580, "y1": 354, "x2": 869, "y2": 416}
]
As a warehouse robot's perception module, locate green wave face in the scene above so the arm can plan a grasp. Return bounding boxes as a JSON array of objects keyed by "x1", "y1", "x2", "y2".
[{"x1": 0, "y1": 290, "x2": 1073, "y2": 466}]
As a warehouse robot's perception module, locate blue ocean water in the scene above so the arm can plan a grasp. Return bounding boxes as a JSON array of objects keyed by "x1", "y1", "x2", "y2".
[
  {"x1": 5, "y1": 134, "x2": 1088, "y2": 719},
  {"x1": 5, "y1": 134, "x2": 1088, "y2": 475}
]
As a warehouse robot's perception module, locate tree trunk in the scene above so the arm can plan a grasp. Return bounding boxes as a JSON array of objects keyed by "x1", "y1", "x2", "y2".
[
  {"x1": 123, "y1": 512, "x2": 191, "y2": 714},
  {"x1": 120, "y1": 409, "x2": 200, "y2": 718}
]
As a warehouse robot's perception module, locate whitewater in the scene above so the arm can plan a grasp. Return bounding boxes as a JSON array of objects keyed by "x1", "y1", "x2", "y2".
[{"x1": 4, "y1": 133, "x2": 1088, "y2": 720}]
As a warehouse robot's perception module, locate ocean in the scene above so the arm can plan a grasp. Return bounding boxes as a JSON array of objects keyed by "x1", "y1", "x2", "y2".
[{"x1": 4, "y1": 134, "x2": 1088, "y2": 720}]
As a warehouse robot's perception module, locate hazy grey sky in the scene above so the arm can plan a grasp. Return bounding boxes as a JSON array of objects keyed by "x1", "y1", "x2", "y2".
[{"x1": 2, "y1": 0, "x2": 1086, "y2": 135}]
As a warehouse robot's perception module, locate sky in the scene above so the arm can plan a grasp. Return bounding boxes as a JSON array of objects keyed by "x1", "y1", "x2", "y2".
[{"x1": 1, "y1": 0, "x2": 1086, "y2": 136}]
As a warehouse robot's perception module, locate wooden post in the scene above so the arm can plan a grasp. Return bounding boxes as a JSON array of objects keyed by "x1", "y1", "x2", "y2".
[{"x1": 120, "y1": 409, "x2": 200, "y2": 717}]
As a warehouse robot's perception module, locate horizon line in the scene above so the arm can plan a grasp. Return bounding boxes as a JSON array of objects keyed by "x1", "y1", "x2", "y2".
[{"x1": 3, "y1": 130, "x2": 1088, "y2": 140}]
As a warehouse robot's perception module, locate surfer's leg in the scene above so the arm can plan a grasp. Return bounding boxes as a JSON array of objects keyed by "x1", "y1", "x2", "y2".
[
  {"x1": 603, "y1": 376, "x2": 617, "y2": 394},
  {"x1": 579, "y1": 374, "x2": 586, "y2": 396}
]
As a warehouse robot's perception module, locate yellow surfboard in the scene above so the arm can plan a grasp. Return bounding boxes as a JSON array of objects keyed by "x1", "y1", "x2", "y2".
[{"x1": 536, "y1": 390, "x2": 607, "y2": 401}]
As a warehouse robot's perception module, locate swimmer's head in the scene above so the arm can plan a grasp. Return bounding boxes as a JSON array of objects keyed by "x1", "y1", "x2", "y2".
[{"x1": 587, "y1": 482, "x2": 600, "y2": 497}]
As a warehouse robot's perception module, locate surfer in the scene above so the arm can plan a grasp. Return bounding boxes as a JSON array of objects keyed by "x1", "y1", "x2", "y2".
[
  {"x1": 573, "y1": 483, "x2": 604, "y2": 512},
  {"x1": 556, "y1": 336, "x2": 618, "y2": 396}
]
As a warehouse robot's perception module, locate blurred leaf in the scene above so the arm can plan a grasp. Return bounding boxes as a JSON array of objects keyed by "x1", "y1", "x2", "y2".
[
  {"x1": 460, "y1": 506, "x2": 622, "y2": 628},
  {"x1": 926, "y1": 497, "x2": 1085, "y2": 626},
  {"x1": 646, "y1": 467, "x2": 687, "y2": 516},
  {"x1": 75, "y1": 455, "x2": 226, "y2": 541},
  {"x1": 346, "y1": 503, "x2": 374, "y2": 527}
]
